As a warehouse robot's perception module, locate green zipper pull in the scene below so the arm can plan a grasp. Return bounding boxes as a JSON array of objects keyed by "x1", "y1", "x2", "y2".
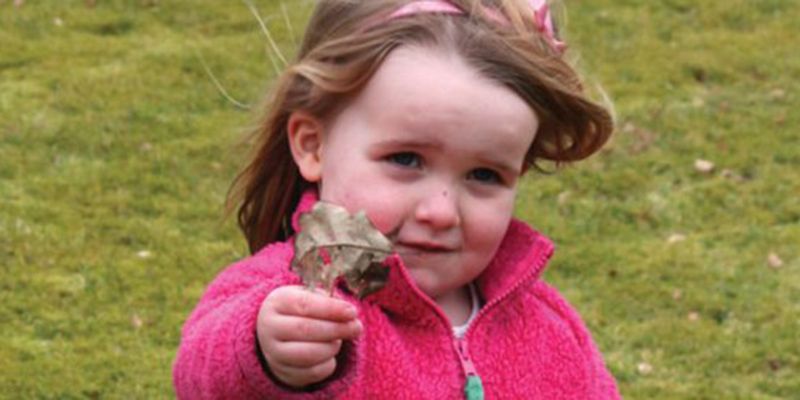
[
  {"x1": 464, "y1": 374, "x2": 485, "y2": 400},
  {"x1": 456, "y1": 338, "x2": 484, "y2": 400}
]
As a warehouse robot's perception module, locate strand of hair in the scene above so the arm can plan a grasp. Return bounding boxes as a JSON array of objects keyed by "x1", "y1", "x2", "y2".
[
  {"x1": 280, "y1": 1, "x2": 297, "y2": 46},
  {"x1": 191, "y1": 45, "x2": 251, "y2": 110},
  {"x1": 242, "y1": 0, "x2": 288, "y2": 67}
]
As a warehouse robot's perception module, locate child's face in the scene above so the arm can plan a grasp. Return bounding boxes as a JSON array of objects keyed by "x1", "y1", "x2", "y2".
[{"x1": 299, "y1": 46, "x2": 538, "y2": 301}]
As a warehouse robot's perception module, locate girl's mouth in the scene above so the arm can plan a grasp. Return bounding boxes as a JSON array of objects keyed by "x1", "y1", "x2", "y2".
[{"x1": 394, "y1": 241, "x2": 455, "y2": 255}]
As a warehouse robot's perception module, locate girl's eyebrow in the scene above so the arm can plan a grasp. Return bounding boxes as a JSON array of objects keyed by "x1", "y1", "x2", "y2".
[{"x1": 371, "y1": 138, "x2": 444, "y2": 151}]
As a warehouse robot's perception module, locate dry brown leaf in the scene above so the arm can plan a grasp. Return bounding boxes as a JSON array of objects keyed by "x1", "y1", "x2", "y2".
[
  {"x1": 557, "y1": 191, "x2": 570, "y2": 206},
  {"x1": 292, "y1": 202, "x2": 393, "y2": 298},
  {"x1": 131, "y1": 314, "x2": 143, "y2": 329},
  {"x1": 667, "y1": 233, "x2": 686, "y2": 244},
  {"x1": 769, "y1": 88, "x2": 786, "y2": 100},
  {"x1": 694, "y1": 159, "x2": 715, "y2": 174},
  {"x1": 767, "y1": 252, "x2": 784, "y2": 269},
  {"x1": 637, "y1": 362, "x2": 653, "y2": 375},
  {"x1": 136, "y1": 250, "x2": 152, "y2": 259}
]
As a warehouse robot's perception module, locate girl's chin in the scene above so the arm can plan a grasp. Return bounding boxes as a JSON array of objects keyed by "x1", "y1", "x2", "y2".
[
  {"x1": 407, "y1": 274, "x2": 458, "y2": 301},
  {"x1": 404, "y1": 271, "x2": 440, "y2": 298},
  {"x1": 398, "y1": 252, "x2": 460, "y2": 278}
]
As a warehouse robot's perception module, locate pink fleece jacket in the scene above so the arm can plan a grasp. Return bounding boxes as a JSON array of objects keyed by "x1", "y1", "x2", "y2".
[{"x1": 173, "y1": 192, "x2": 620, "y2": 399}]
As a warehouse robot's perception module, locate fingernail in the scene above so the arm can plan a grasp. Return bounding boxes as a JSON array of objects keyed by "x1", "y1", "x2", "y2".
[{"x1": 346, "y1": 304, "x2": 358, "y2": 317}]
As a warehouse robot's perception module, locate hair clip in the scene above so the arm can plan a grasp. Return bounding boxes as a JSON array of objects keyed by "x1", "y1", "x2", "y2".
[
  {"x1": 384, "y1": 0, "x2": 566, "y2": 54},
  {"x1": 528, "y1": 0, "x2": 566, "y2": 53}
]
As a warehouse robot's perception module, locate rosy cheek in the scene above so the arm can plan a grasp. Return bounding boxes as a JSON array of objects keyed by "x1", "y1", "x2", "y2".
[
  {"x1": 324, "y1": 191, "x2": 399, "y2": 234},
  {"x1": 365, "y1": 209, "x2": 400, "y2": 235},
  {"x1": 476, "y1": 212, "x2": 512, "y2": 243},
  {"x1": 334, "y1": 189, "x2": 393, "y2": 231}
]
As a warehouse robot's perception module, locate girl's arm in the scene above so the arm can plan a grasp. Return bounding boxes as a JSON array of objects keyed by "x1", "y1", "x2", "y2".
[
  {"x1": 172, "y1": 243, "x2": 360, "y2": 399},
  {"x1": 532, "y1": 281, "x2": 621, "y2": 399}
]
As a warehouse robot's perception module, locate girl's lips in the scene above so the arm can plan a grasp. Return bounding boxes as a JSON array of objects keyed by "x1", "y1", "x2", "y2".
[{"x1": 395, "y1": 241, "x2": 456, "y2": 254}]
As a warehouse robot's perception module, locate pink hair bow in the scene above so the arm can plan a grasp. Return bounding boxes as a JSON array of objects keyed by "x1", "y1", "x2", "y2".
[
  {"x1": 385, "y1": 0, "x2": 566, "y2": 54},
  {"x1": 528, "y1": 0, "x2": 566, "y2": 53}
]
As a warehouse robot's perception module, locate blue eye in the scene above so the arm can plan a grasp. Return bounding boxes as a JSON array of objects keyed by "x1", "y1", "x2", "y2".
[
  {"x1": 468, "y1": 168, "x2": 502, "y2": 184},
  {"x1": 387, "y1": 152, "x2": 421, "y2": 168}
]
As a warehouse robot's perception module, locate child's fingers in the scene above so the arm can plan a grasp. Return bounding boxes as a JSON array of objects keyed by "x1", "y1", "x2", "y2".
[
  {"x1": 269, "y1": 357, "x2": 338, "y2": 388},
  {"x1": 267, "y1": 340, "x2": 342, "y2": 368},
  {"x1": 271, "y1": 314, "x2": 362, "y2": 342},
  {"x1": 271, "y1": 286, "x2": 358, "y2": 322}
]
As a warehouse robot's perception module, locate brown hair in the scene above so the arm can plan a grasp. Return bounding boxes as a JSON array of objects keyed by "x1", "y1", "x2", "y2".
[{"x1": 229, "y1": 0, "x2": 613, "y2": 254}]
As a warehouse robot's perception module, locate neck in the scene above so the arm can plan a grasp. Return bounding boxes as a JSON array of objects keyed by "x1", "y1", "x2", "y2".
[{"x1": 435, "y1": 285, "x2": 473, "y2": 326}]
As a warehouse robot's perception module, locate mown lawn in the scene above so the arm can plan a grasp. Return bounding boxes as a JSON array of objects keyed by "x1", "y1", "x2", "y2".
[{"x1": 1, "y1": 1, "x2": 797, "y2": 398}]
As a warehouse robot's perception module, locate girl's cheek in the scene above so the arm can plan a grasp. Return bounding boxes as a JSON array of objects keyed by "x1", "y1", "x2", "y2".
[
  {"x1": 326, "y1": 189, "x2": 400, "y2": 234},
  {"x1": 365, "y1": 207, "x2": 402, "y2": 235}
]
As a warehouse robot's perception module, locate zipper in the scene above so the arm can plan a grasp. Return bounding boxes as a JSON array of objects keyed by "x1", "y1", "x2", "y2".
[
  {"x1": 450, "y1": 240, "x2": 553, "y2": 400},
  {"x1": 466, "y1": 241, "x2": 553, "y2": 334},
  {"x1": 454, "y1": 337, "x2": 484, "y2": 400},
  {"x1": 391, "y1": 231, "x2": 554, "y2": 399},
  {"x1": 455, "y1": 338, "x2": 478, "y2": 377}
]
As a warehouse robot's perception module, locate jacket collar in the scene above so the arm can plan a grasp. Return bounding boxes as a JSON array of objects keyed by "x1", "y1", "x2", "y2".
[{"x1": 290, "y1": 189, "x2": 555, "y2": 318}]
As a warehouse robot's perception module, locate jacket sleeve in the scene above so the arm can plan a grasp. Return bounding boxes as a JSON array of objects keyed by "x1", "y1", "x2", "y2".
[
  {"x1": 172, "y1": 242, "x2": 359, "y2": 399},
  {"x1": 533, "y1": 281, "x2": 621, "y2": 399}
]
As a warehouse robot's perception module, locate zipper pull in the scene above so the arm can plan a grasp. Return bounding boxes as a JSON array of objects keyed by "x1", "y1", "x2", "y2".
[
  {"x1": 456, "y1": 340, "x2": 484, "y2": 400},
  {"x1": 465, "y1": 375, "x2": 484, "y2": 400}
]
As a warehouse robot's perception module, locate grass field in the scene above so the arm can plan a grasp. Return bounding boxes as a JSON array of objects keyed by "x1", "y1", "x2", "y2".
[{"x1": 1, "y1": 0, "x2": 798, "y2": 398}]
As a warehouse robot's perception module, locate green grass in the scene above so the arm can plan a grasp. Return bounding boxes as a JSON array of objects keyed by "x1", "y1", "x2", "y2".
[{"x1": 1, "y1": 0, "x2": 797, "y2": 398}]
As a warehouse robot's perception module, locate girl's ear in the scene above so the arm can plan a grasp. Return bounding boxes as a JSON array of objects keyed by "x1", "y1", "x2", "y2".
[{"x1": 287, "y1": 111, "x2": 324, "y2": 182}]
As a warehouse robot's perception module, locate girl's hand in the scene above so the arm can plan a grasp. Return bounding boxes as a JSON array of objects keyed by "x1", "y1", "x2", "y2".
[{"x1": 257, "y1": 285, "x2": 363, "y2": 388}]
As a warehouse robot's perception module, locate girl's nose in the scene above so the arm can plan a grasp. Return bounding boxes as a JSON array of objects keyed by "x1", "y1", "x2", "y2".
[{"x1": 414, "y1": 189, "x2": 461, "y2": 230}]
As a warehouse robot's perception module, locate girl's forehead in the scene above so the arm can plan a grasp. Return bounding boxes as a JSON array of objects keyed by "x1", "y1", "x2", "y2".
[
  {"x1": 350, "y1": 45, "x2": 538, "y2": 142},
  {"x1": 326, "y1": 45, "x2": 538, "y2": 166},
  {"x1": 365, "y1": 45, "x2": 482, "y2": 94}
]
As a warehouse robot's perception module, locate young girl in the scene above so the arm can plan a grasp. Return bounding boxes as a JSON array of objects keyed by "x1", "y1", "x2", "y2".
[{"x1": 174, "y1": 0, "x2": 619, "y2": 398}]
